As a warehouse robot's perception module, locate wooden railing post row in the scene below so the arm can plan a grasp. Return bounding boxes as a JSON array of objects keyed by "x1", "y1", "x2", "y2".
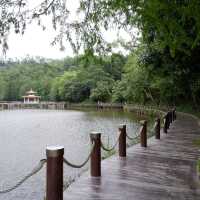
[
  {"x1": 173, "y1": 108, "x2": 176, "y2": 120},
  {"x1": 155, "y1": 118, "x2": 160, "y2": 139},
  {"x1": 140, "y1": 120, "x2": 147, "y2": 147},
  {"x1": 118, "y1": 124, "x2": 126, "y2": 157},
  {"x1": 166, "y1": 111, "x2": 171, "y2": 129},
  {"x1": 173, "y1": 109, "x2": 175, "y2": 121},
  {"x1": 90, "y1": 132, "x2": 101, "y2": 177},
  {"x1": 169, "y1": 110, "x2": 173, "y2": 124},
  {"x1": 171, "y1": 109, "x2": 174, "y2": 121},
  {"x1": 163, "y1": 114, "x2": 168, "y2": 133},
  {"x1": 46, "y1": 145, "x2": 64, "y2": 200}
]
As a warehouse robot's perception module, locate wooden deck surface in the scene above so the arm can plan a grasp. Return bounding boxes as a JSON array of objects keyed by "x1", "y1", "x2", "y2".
[{"x1": 64, "y1": 114, "x2": 200, "y2": 200}]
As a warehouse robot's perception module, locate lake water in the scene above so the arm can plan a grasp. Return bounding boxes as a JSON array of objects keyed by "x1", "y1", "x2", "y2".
[{"x1": 0, "y1": 109, "x2": 142, "y2": 200}]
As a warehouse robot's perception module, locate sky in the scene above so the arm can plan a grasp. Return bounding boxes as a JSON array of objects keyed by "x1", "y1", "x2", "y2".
[
  {"x1": 6, "y1": 20, "x2": 73, "y2": 60},
  {"x1": 2, "y1": 0, "x2": 134, "y2": 60}
]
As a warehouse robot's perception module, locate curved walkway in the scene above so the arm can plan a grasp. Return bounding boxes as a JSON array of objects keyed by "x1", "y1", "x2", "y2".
[{"x1": 64, "y1": 114, "x2": 200, "y2": 200}]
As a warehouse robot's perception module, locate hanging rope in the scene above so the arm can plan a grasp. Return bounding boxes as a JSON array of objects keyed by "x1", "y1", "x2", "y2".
[
  {"x1": 0, "y1": 159, "x2": 46, "y2": 194},
  {"x1": 101, "y1": 139, "x2": 118, "y2": 152},
  {"x1": 100, "y1": 131, "x2": 122, "y2": 152},
  {"x1": 63, "y1": 143, "x2": 95, "y2": 168},
  {"x1": 126, "y1": 126, "x2": 141, "y2": 141},
  {"x1": 126, "y1": 133, "x2": 139, "y2": 141}
]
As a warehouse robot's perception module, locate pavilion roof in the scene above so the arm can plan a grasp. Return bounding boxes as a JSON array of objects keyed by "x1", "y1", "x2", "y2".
[
  {"x1": 26, "y1": 89, "x2": 37, "y2": 94},
  {"x1": 22, "y1": 95, "x2": 41, "y2": 98}
]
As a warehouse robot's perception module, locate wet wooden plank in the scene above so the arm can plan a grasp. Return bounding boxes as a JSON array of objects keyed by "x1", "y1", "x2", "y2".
[{"x1": 64, "y1": 114, "x2": 200, "y2": 200}]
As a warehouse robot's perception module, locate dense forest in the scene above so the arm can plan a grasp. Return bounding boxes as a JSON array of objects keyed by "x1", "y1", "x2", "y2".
[
  {"x1": 0, "y1": 54, "x2": 126, "y2": 103},
  {"x1": 0, "y1": 48, "x2": 199, "y2": 109},
  {"x1": 0, "y1": 1, "x2": 200, "y2": 109}
]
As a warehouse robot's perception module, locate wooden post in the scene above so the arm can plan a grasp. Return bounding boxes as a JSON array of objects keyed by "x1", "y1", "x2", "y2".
[
  {"x1": 173, "y1": 109, "x2": 175, "y2": 121},
  {"x1": 171, "y1": 109, "x2": 174, "y2": 121},
  {"x1": 155, "y1": 118, "x2": 160, "y2": 139},
  {"x1": 118, "y1": 124, "x2": 126, "y2": 157},
  {"x1": 163, "y1": 114, "x2": 168, "y2": 133},
  {"x1": 173, "y1": 108, "x2": 176, "y2": 120},
  {"x1": 140, "y1": 120, "x2": 147, "y2": 147},
  {"x1": 90, "y1": 132, "x2": 101, "y2": 177},
  {"x1": 46, "y1": 146, "x2": 64, "y2": 200},
  {"x1": 166, "y1": 112, "x2": 171, "y2": 129},
  {"x1": 168, "y1": 111, "x2": 171, "y2": 124},
  {"x1": 169, "y1": 111, "x2": 173, "y2": 123}
]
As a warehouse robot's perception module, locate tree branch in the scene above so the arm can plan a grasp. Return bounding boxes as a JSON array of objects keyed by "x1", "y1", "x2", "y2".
[{"x1": 32, "y1": 0, "x2": 56, "y2": 18}]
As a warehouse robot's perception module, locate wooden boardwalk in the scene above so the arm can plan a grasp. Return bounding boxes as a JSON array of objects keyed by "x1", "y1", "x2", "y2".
[{"x1": 64, "y1": 114, "x2": 200, "y2": 200}]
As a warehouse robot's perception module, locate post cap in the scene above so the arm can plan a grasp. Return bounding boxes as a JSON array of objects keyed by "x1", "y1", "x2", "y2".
[
  {"x1": 46, "y1": 145, "x2": 64, "y2": 157},
  {"x1": 90, "y1": 132, "x2": 101, "y2": 140},
  {"x1": 90, "y1": 131, "x2": 101, "y2": 135},
  {"x1": 155, "y1": 118, "x2": 160, "y2": 122},
  {"x1": 119, "y1": 124, "x2": 126, "y2": 129},
  {"x1": 140, "y1": 120, "x2": 147, "y2": 125}
]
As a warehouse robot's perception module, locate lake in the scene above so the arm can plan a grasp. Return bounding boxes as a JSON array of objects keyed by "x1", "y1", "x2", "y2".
[{"x1": 0, "y1": 109, "x2": 143, "y2": 200}]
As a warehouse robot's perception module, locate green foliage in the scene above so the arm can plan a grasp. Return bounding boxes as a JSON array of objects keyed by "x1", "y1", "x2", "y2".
[
  {"x1": 0, "y1": 74, "x2": 8, "y2": 100},
  {"x1": 50, "y1": 55, "x2": 124, "y2": 102},
  {"x1": 1, "y1": 1, "x2": 200, "y2": 108},
  {"x1": 112, "y1": 80, "x2": 126, "y2": 103},
  {"x1": 0, "y1": 53, "x2": 125, "y2": 103},
  {"x1": 72, "y1": 1, "x2": 200, "y2": 106},
  {"x1": 90, "y1": 81, "x2": 113, "y2": 102},
  {"x1": 50, "y1": 71, "x2": 77, "y2": 101},
  {"x1": 138, "y1": 2, "x2": 200, "y2": 106},
  {"x1": 112, "y1": 52, "x2": 151, "y2": 104},
  {"x1": 0, "y1": 57, "x2": 75, "y2": 101}
]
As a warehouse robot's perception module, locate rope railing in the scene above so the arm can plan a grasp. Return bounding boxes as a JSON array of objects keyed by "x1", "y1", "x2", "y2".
[
  {"x1": 61, "y1": 134, "x2": 97, "y2": 191},
  {"x1": 148, "y1": 122, "x2": 158, "y2": 135},
  {"x1": 63, "y1": 143, "x2": 95, "y2": 169},
  {"x1": 126, "y1": 126, "x2": 141, "y2": 141},
  {"x1": 101, "y1": 139, "x2": 118, "y2": 152},
  {"x1": 126, "y1": 133, "x2": 139, "y2": 141},
  {"x1": 53, "y1": 108, "x2": 176, "y2": 200},
  {"x1": 0, "y1": 108, "x2": 176, "y2": 200},
  {"x1": 101, "y1": 133, "x2": 121, "y2": 152},
  {"x1": 0, "y1": 159, "x2": 46, "y2": 194}
]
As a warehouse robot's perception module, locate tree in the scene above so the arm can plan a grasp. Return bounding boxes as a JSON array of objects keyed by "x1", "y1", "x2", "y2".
[
  {"x1": 0, "y1": 0, "x2": 139, "y2": 54},
  {"x1": 0, "y1": 0, "x2": 67, "y2": 53},
  {"x1": 90, "y1": 81, "x2": 113, "y2": 102},
  {"x1": 0, "y1": 73, "x2": 8, "y2": 100},
  {"x1": 0, "y1": 56, "x2": 70, "y2": 101},
  {"x1": 2, "y1": 0, "x2": 200, "y2": 105},
  {"x1": 112, "y1": 80, "x2": 126, "y2": 103},
  {"x1": 2, "y1": 1, "x2": 200, "y2": 58},
  {"x1": 103, "y1": 53, "x2": 127, "y2": 80},
  {"x1": 50, "y1": 70, "x2": 77, "y2": 101}
]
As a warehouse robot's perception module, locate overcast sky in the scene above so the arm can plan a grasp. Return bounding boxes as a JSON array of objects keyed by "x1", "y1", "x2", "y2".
[
  {"x1": 2, "y1": 0, "x2": 134, "y2": 60},
  {"x1": 6, "y1": 20, "x2": 73, "y2": 60}
]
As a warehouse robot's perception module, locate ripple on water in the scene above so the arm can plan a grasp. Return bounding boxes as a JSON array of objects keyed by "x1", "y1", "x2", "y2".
[{"x1": 0, "y1": 109, "x2": 139, "y2": 200}]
